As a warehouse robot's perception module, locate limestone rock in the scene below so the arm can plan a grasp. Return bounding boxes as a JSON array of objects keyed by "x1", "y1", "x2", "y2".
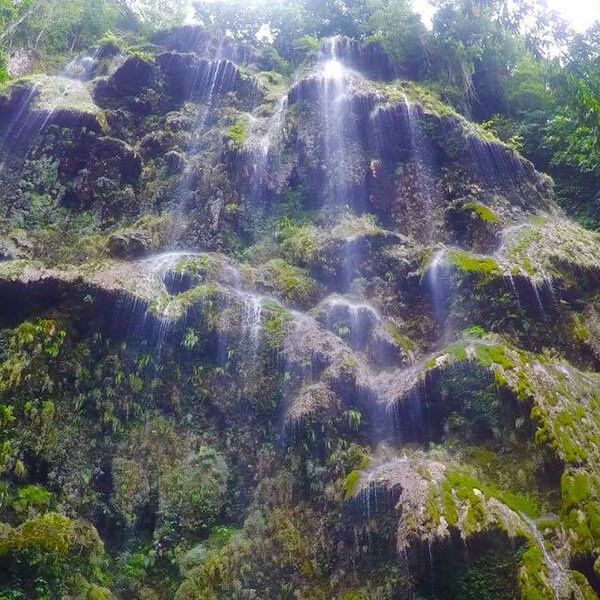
[
  {"x1": 106, "y1": 230, "x2": 152, "y2": 259},
  {"x1": 109, "y1": 55, "x2": 155, "y2": 96},
  {"x1": 0, "y1": 75, "x2": 106, "y2": 136}
]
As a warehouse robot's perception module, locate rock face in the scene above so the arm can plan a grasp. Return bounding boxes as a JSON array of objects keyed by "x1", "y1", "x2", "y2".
[
  {"x1": 0, "y1": 75, "x2": 106, "y2": 136},
  {"x1": 109, "y1": 55, "x2": 155, "y2": 95},
  {"x1": 106, "y1": 229, "x2": 152, "y2": 258},
  {"x1": 1, "y1": 22, "x2": 600, "y2": 600}
]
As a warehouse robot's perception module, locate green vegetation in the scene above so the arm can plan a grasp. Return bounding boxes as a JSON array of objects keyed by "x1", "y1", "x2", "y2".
[
  {"x1": 465, "y1": 202, "x2": 500, "y2": 224},
  {"x1": 1, "y1": 0, "x2": 600, "y2": 598},
  {"x1": 447, "y1": 249, "x2": 502, "y2": 275},
  {"x1": 226, "y1": 117, "x2": 249, "y2": 148}
]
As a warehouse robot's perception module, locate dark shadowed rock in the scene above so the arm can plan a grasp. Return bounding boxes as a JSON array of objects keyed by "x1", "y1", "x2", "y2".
[
  {"x1": 139, "y1": 130, "x2": 177, "y2": 159},
  {"x1": 320, "y1": 37, "x2": 399, "y2": 80},
  {"x1": 110, "y1": 55, "x2": 155, "y2": 96},
  {"x1": 106, "y1": 230, "x2": 152, "y2": 259},
  {"x1": 96, "y1": 41, "x2": 122, "y2": 60},
  {"x1": 156, "y1": 52, "x2": 242, "y2": 102},
  {"x1": 91, "y1": 137, "x2": 142, "y2": 181},
  {"x1": 165, "y1": 150, "x2": 185, "y2": 174}
]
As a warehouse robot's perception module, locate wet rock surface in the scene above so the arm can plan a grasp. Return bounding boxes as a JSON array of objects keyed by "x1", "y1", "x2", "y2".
[{"x1": 0, "y1": 24, "x2": 600, "y2": 600}]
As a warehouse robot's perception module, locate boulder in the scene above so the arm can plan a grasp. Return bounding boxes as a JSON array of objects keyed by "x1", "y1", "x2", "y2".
[
  {"x1": 139, "y1": 130, "x2": 177, "y2": 159},
  {"x1": 96, "y1": 41, "x2": 122, "y2": 60},
  {"x1": 106, "y1": 230, "x2": 153, "y2": 259},
  {"x1": 0, "y1": 76, "x2": 106, "y2": 138},
  {"x1": 90, "y1": 137, "x2": 142, "y2": 182},
  {"x1": 109, "y1": 55, "x2": 155, "y2": 96}
]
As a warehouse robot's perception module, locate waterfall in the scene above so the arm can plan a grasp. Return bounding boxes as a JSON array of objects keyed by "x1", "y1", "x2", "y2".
[
  {"x1": 168, "y1": 43, "x2": 243, "y2": 242},
  {"x1": 247, "y1": 94, "x2": 289, "y2": 210},
  {"x1": 216, "y1": 263, "x2": 266, "y2": 370},
  {"x1": 260, "y1": 95, "x2": 289, "y2": 159},
  {"x1": 426, "y1": 248, "x2": 449, "y2": 325},
  {"x1": 519, "y1": 513, "x2": 567, "y2": 599},
  {"x1": 467, "y1": 135, "x2": 525, "y2": 185},
  {"x1": 320, "y1": 37, "x2": 352, "y2": 207},
  {"x1": 140, "y1": 251, "x2": 203, "y2": 349},
  {"x1": 496, "y1": 223, "x2": 548, "y2": 317},
  {"x1": 402, "y1": 93, "x2": 435, "y2": 241},
  {"x1": 240, "y1": 291, "x2": 264, "y2": 357},
  {"x1": 321, "y1": 295, "x2": 381, "y2": 351}
]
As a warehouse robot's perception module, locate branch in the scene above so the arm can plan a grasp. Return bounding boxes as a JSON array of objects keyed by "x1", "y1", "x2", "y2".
[{"x1": 0, "y1": 3, "x2": 43, "y2": 46}]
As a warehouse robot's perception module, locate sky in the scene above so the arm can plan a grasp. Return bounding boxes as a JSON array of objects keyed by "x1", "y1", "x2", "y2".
[{"x1": 413, "y1": 0, "x2": 600, "y2": 32}]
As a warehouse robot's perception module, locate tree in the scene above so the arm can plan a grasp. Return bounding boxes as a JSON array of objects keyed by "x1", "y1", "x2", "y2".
[
  {"x1": 0, "y1": 0, "x2": 187, "y2": 82},
  {"x1": 366, "y1": 0, "x2": 430, "y2": 77}
]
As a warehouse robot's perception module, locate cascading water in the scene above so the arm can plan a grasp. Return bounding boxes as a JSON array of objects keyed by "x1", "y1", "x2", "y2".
[
  {"x1": 0, "y1": 21, "x2": 581, "y2": 598},
  {"x1": 496, "y1": 223, "x2": 548, "y2": 317},
  {"x1": 145, "y1": 251, "x2": 203, "y2": 296},
  {"x1": 136, "y1": 251, "x2": 203, "y2": 349},
  {"x1": 426, "y1": 248, "x2": 450, "y2": 326},
  {"x1": 240, "y1": 291, "x2": 264, "y2": 356},
  {"x1": 132, "y1": 251, "x2": 272, "y2": 365},
  {"x1": 467, "y1": 135, "x2": 525, "y2": 185},
  {"x1": 316, "y1": 39, "x2": 371, "y2": 292},
  {"x1": 62, "y1": 44, "x2": 124, "y2": 81},
  {"x1": 320, "y1": 38, "x2": 352, "y2": 207},
  {"x1": 260, "y1": 96, "x2": 288, "y2": 159},
  {"x1": 168, "y1": 46, "x2": 242, "y2": 242},
  {"x1": 519, "y1": 513, "x2": 567, "y2": 599},
  {"x1": 1, "y1": 82, "x2": 40, "y2": 143},
  {"x1": 401, "y1": 93, "x2": 436, "y2": 242},
  {"x1": 213, "y1": 262, "x2": 267, "y2": 371},
  {"x1": 321, "y1": 295, "x2": 381, "y2": 351},
  {"x1": 246, "y1": 94, "x2": 289, "y2": 214}
]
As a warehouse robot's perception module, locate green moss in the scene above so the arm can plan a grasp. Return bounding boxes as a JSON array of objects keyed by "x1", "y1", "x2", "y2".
[
  {"x1": 280, "y1": 225, "x2": 321, "y2": 266},
  {"x1": 465, "y1": 202, "x2": 500, "y2": 224},
  {"x1": 375, "y1": 79, "x2": 463, "y2": 119},
  {"x1": 447, "y1": 249, "x2": 502, "y2": 275},
  {"x1": 344, "y1": 470, "x2": 361, "y2": 499},
  {"x1": 570, "y1": 313, "x2": 590, "y2": 341},
  {"x1": 262, "y1": 301, "x2": 293, "y2": 348},
  {"x1": 446, "y1": 467, "x2": 540, "y2": 523},
  {"x1": 7, "y1": 75, "x2": 107, "y2": 131},
  {"x1": 13, "y1": 485, "x2": 55, "y2": 516},
  {"x1": 384, "y1": 321, "x2": 417, "y2": 352},
  {"x1": 561, "y1": 473, "x2": 592, "y2": 512},
  {"x1": 83, "y1": 584, "x2": 117, "y2": 600},
  {"x1": 441, "y1": 479, "x2": 459, "y2": 526},
  {"x1": 518, "y1": 544, "x2": 554, "y2": 600},
  {"x1": 341, "y1": 593, "x2": 364, "y2": 600},
  {"x1": 0, "y1": 512, "x2": 102, "y2": 566},
  {"x1": 571, "y1": 570, "x2": 598, "y2": 600},
  {"x1": 226, "y1": 117, "x2": 249, "y2": 147},
  {"x1": 257, "y1": 258, "x2": 321, "y2": 308},
  {"x1": 445, "y1": 469, "x2": 487, "y2": 534},
  {"x1": 495, "y1": 490, "x2": 539, "y2": 519},
  {"x1": 474, "y1": 344, "x2": 512, "y2": 369},
  {"x1": 536, "y1": 519, "x2": 559, "y2": 532}
]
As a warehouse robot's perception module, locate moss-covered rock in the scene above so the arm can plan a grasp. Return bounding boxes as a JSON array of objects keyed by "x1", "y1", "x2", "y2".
[{"x1": 0, "y1": 75, "x2": 106, "y2": 134}]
